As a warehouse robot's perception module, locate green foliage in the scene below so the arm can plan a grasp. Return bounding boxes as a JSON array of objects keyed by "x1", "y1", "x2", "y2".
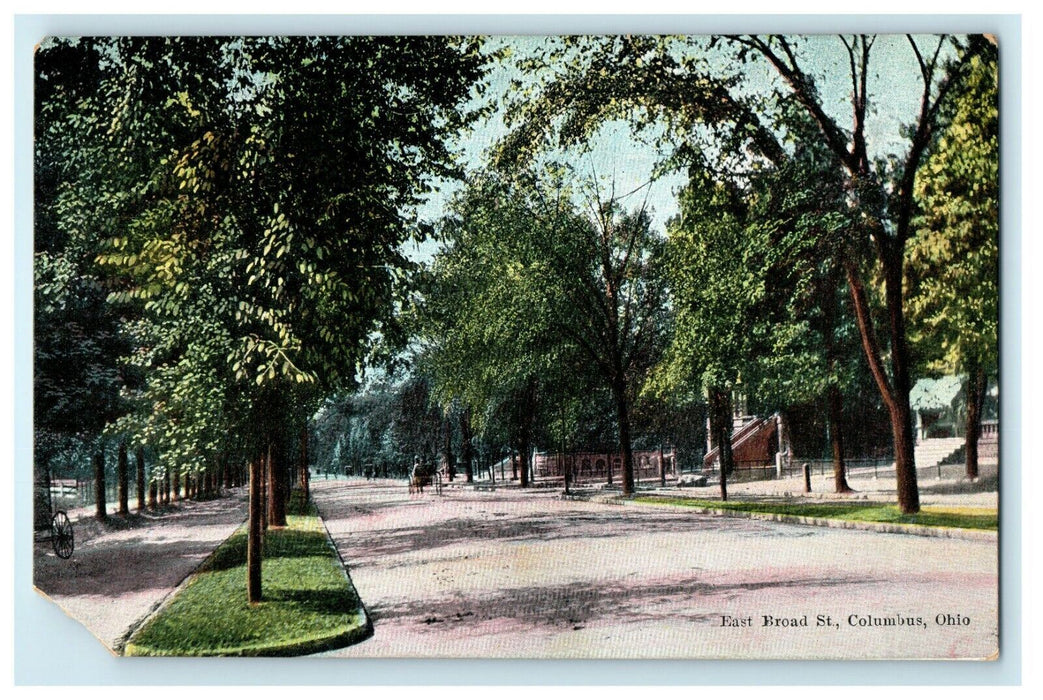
[
  {"x1": 740, "y1": 113, "x2": 870, "y2": 415},
  {"x1": 35, "y1": 36, "x2": 488, "y2": 480},
  {"x1": 907, "y1": 49, "x2": 999, "y2": 377},
  {"x1": 422, "y1": 170, "x2": 571, "y2": 410},
  {"x1": 125, "y1": 494, "x2": 370, "y2": 656},
  {"x1": 650, "y1": 171, "x2": 757, "y2": 400},
  {"x1": 33, "y1": 252, "x2": 127, "y2": 445},
  {"x1": 497, "y1": 36, "x2": 783, "y2": 174},
  {"x1": 420, "y1": 165, "x2": 667, "y2": 462},
  {"x1": 310, "y1": 372, "x2": 446, "y2": 476}
]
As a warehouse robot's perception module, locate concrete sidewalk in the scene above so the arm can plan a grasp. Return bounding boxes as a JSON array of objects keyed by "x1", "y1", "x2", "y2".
[
  {"x1": 33, "y1": 489, "x2": 249, "y2": 654},
  {"x1": 555, "y1": 461, "x2": 1000, "y2": 541},
  {"x1": 644, "y1": 460, "x2": 999, "y2": 510}
]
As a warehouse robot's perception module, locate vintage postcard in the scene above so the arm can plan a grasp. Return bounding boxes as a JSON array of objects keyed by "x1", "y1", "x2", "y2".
[{"x1": 31, "y1": 32, "x2": 999, "y2": 662}]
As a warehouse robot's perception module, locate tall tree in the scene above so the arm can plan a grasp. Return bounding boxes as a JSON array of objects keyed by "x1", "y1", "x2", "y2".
[
  {"x1": 34, "y1": 38, "x2": 132, "y2": 522},
  {"x1": 136, "y1": 446, "x2": 146, "y2": 511},
  {"x1": 35, "y1": 35, "x2": 488, "y2": 601},
  {"x1": 422, "y1": 167, "x2": 666, "y2": 495},
  {"x1": 742, "y1": 109, "x2": 866, "y2": 494},
  {"x1": 560, "y1": 184, "x2": 668, "y2": 496},
  {"x1": 906, "y1": 48, "x2": 999, "y2": 480},
  {"x1": 732, "y1": 35, "x2": 990, "y2": 512},
  {"x1": 498, "y1": 34, "x2": 990, "y2": 513},
  {"x1": 649, "y1": 171, "x2": 761, "y2": 501},
  {"x1": 420, "y1": 172, "x2": 576, "y2": 488}
]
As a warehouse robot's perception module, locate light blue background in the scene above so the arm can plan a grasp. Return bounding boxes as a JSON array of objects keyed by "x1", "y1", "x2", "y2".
[{"x1": 13, "y1": 13, "x2": 1022, "y2": 685}]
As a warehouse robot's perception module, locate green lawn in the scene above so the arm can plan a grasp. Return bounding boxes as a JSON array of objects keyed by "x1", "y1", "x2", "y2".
[
  {"x1": 125, "y1": 492, "x2": 370, "y2": 656},
  {"x1": 632, "y1": 496, "x2": 998, "y2": 531}
]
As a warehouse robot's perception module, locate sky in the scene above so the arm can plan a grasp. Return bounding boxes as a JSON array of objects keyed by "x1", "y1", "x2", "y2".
[{"x1": 403, "y1": 33, "x2": 944, "y2": 263}]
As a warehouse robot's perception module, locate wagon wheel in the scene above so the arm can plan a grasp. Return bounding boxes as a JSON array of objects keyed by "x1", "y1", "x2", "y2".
[{"x1": 51, "y1": 511, "x2": 74, "y2": 559}]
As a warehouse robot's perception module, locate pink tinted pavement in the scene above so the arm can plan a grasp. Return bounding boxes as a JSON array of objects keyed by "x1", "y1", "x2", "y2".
[{"x1": 312, "y1": 478, "x2": 998, "y2": 660}]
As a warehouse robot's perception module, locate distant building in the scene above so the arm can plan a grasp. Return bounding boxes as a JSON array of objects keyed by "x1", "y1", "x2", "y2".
[
  {"x1": 703, "y1": 413, "x2": 787, "y2": 471},
  {"x1": 909, "y1": 375, "x2": 998, "y2": 442},
  {"x1": 531, "y1": 449, "x2": 677, "y2": 484}
]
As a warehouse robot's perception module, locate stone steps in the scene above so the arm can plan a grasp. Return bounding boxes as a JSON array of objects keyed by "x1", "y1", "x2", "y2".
[{"x1": 914, "y1": 438, "x2": 965, "y2": 470}]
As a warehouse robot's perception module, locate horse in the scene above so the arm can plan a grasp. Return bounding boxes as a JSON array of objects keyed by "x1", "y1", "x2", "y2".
[
  {"x1": 409, "y1": 461, "x2": 444, "y2": 497},
  {"x1": 409, "y1": 463, "x2": 433, "y2": 496}
]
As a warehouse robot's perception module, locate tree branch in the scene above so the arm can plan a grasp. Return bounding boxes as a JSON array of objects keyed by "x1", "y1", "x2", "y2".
[{"x1": 743, "y1": 35, "x2": 857, "y2": 172}]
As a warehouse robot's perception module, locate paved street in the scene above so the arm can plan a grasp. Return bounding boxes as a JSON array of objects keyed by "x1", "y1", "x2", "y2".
[{"x1": 312, "y1": 478, "x2": 998, "y2": 660}]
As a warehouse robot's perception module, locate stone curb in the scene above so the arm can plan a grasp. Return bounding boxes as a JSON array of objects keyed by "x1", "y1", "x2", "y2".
[
  {"x1": 314, "y1": 501, "x2": 375, "y2": 647},
  {"x1": 561, "y1": 493, "x2": 998, "y2": 543}
]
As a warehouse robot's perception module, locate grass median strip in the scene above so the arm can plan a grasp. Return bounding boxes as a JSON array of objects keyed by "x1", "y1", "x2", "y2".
[
  {"x1": 125, "y1": 492, "x2": 370, "y2": 657},
  {"x1": 633, "y1": 496, "x2": 997, "y2": 531}
]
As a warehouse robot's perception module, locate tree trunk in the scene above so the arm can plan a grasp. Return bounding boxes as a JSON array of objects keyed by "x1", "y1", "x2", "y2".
[
  {"x1": 890, "y1": 400, "x2": 919, "y2": 512},
  {"x1": 163, "y1": 467, "x2": 171, "y2": 504},
  {"x1": 117, "y1": 442, "x2": 130, "y2": 516},
  {"x1": 172, "y1": 469, "x2": 180, "y2": 503},
  {"x1": 461, "y1": 408, "x2": 474, "y2": 483},
  {"x1": 267, "y1": 440, "x2": 287, "y2": 528},
  {"x1": 659, "y1": 445, "x2": 666, "y2": 487},
  {"x1": 518, "y1": 438, "x2": 531, "y2": 488},
  {"x1": 93, "y1": 450, "x2": 107, "y2": 521},
  {"x1": 248, "y1": 455, "x2": 263, "y2": 604},
  {"x1": 822, "y1": 270, "x2": 852, "y2": 494},
  {"x1": 281, "y1": 444, "x2": 292, "y2": 507},
  {"x1": 845, "y1": 260, "x2": 919, "y2": 513},
  {"x1": 443, "y1": 415, "x2": 455, "y2": 482},
  {"x1": 136, "y1": 447, "x2": 146, "y2": 511},
  {"x1": 883, "y1": 252, "x2": 920, "y2": 513},
  {"x1": 828, "y1": 385, "x2": 852, "y2": 493},
  {"x1": 299, "y1": 427, "x2": 310, "y2": 500},
  {"x1": 261, "y1": 450, "x2": 269, "y2": 532},
  {"x1": 148, "y1": 479, "x2": 158, "y2": 510},
  {"x1": 709, "y1": 387, "x2": 732, "y2": 502},
  {"x1": 517, "y1": 379, "x2": 536, "y2": 487},
  {"x1": 965, "y1": 362, "x2": 987, "y2": 480},
  {"x1": 612, "y1": 379, "x2": 635, "y2": 496}
]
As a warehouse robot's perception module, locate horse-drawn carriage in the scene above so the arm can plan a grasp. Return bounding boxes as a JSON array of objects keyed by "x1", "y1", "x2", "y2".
[
  {"x1": 33, "y1": 479, "x2": 75, "y2": 559},
  {"x1": 408, "y1": 458, "x2": 443, "y2": 496}
]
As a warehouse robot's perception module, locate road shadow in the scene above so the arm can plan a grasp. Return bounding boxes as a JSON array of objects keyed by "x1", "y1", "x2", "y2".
[
  {"x1": 367, "y1": 572, "x2": 877, "y2": 632},
  {"x1": 339, "y1": 504, "x2": 817, "y2": 563},
  {"x1": 918, "y1": 474, "x2": 999, "y2": 496},
  {"x1": 33, "y1": 493, "x2": 248, "y2": 598}
]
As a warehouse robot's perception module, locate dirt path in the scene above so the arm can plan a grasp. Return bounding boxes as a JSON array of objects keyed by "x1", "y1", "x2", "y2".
[
  {"x1": 33, "y1": 490, "x2": 249, "y2": 653},
  {"x1": 313, "y1": 478, "x2": 998, "y2": 659}
]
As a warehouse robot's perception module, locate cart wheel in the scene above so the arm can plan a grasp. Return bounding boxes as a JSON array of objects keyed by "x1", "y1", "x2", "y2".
[{"x1": 51, "y1": 511, "x2": 74, "y2": 559}]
